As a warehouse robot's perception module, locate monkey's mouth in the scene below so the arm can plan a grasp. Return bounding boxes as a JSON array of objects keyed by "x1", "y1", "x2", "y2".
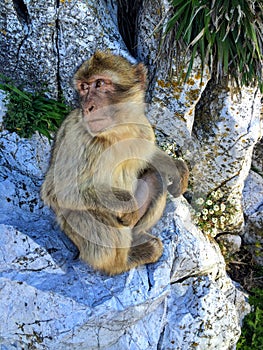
[
  {"x1": 87, "y1": 116, "x2": 105, "y2": 122},
  {"x1": 88, "y1": 105, "x2": 95, "y2": 112},
  {"x1": 85, "y1": 113, "x2": 108, "y2": 124},
  {"x1": 87, "y1": 118, "x2": 107, "y2": 126},
  {"x1": 83, "y1": 114, "x2": 112, "y2": 134}
]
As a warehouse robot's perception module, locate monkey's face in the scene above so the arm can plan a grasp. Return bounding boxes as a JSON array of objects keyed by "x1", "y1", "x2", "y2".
[
  {"x1": 76, "y1": 74, "x2": 118, "y2": 134},
  {"x1": 74, "y1": 52, "x2": 147, "y2": 135}
]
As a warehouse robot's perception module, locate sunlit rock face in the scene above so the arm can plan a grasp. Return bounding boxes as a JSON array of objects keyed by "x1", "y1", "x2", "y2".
[
  {"x1": 243, "y1": 170, "x2": 263, "y2": 265},
  {"x1": 0, "y1": 0, "x2": 260, "y2": 348},
  {"x1": 0, "y1": 124, "x2": 248, "y2": 350},
  {"x1": 136, "y1": 1, "x2": 262, "y2": 240},
  {"x1": 0, "y1": 0, "x2": 128, "y2": 102}
]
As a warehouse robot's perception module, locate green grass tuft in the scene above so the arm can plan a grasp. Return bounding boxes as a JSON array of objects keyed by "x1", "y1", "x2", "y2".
[
  {"x1": 0, "y1": 76, "x2": 70, "y2": 139},
  {"x1": 236, "y1": 288, "x2": 263, "y2": 349},
  {"x1": 166, "y1": 0, "x2": 263, "y2": 91}
]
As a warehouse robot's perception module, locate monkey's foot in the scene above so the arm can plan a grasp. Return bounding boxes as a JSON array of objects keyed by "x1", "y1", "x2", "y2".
[
  {"x1": 77, "y1": 232, "x2": 163, "y2": 275},
  {"x1": 129, "y1": 233, "x2": 163, "y2": 266}
]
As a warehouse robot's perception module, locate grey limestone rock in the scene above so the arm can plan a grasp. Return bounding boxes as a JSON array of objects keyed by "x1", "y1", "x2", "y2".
[
  {"x1": 0, "y1": 130, "x2": 249, "y2": 349},
  {"x1": 252, "y1": 137, "x2": 263, "y2": 176},
  {"x1": 0, "y1": 0, "x2": 256, "y2": 348},
  {"x1": 243, "y1": 170, "x2": 263, "y2": 264},
  {"x1": 136, "y1": 0, "x2": 262, "y2": 238},
  {"x1": 0, "y1": 0, "x2": 129, "y2": 101}
]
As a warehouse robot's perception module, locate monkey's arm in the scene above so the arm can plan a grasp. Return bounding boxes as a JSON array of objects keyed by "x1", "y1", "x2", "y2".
[
  {"x1": 81, "y1": 185, "x2": 139, "y2": 215},
  {"x1": 43, "y1": 181, "x2": 139, "y2": 219},
  {"x1": 151, "y1": 148, "x2": 189, "y2": 197}
]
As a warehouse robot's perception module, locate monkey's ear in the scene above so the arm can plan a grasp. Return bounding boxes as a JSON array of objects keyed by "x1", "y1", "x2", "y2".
[{"x1": 135, "y1": 63, "x2": 148, "y2": 90}]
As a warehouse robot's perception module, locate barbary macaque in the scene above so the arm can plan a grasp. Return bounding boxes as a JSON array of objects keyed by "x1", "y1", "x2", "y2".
[{"x1": 41, "y1": 51, "x2": 189, "y2": 275}]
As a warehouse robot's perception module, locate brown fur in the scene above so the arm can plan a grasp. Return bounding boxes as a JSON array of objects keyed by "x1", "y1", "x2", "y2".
[{"x1": 41, "y1": 52, "x2": 189, "y2": 275}]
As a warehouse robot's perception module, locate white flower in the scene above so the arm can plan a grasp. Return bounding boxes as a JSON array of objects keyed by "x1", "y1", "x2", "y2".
[
  {"x1": 209, "y1": 209, "x2": 214, "y2": 215},
  {"x1": 190, "y1": 208, "x2": 196, "y2": 216},
  {"x1": 196, "y1": 212, "x2": 202, "y2": 217},
  {"x1": 196, "y1": 197, "x2": 205, "y2": 205},
  {"x1": 220, "y1": 203, "x2": 226, "y2": 212},
  {"x1": 202, "y1": 215, "x2": 208, "y2": 221},
  {"x1": 220, "y1": 216, "x2": 226, "y2": 222},
  {"x1": 229, "y1": 198, "x2": 236, "y2": 205},
  {"x1": 202, "y1": 208, "x2": 209, "y2": 215},
  {"x1": 211, "y1": 228, "x2": 218, "y2": 236},
  {"x1": 206, "y1": 199, "x2": 213, "y2": 206},
  {"x1": 212, "y1": 217, "x2": 218, "y2": 223},
  {"x1": 213, "y1": 205, "x2": 220, "y2": 211},
  {"x1": 194, "y1": 218, "x2": 199, "y2": 224},
  {"x1": 218, "y1": 190, "x2": 224, "y2": 198}
]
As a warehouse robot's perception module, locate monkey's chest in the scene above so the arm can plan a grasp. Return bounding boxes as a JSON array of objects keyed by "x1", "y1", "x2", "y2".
[
  {"x1": 82, "y1": 138, "x2": 152, "y2": 193},
  {"x1": 93, "y1": 158, "x2": 143, "y2": 193}
]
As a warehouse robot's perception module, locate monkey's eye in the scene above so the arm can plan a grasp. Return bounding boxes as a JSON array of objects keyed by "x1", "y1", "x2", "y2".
[{"x1": 95, "y1": 79, "x2": 105, "y2": 88}]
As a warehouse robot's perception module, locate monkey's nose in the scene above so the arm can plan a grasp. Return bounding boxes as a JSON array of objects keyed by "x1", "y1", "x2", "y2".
[{"x1": 88, "y1": 105, "x2": 95, "y2": 112}]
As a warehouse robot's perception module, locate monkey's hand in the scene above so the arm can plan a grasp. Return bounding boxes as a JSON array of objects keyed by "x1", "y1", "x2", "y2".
[
  {"x1": 151, "y1": 149, "x2": 189, "y2": 198},
  {"x1": 111, "y1": 188, "x2": 140, "y2": 228},
  {"x1": 167, "y1": 159, "x2": 189, "y2": 197},
  {"x1": 118, "y1": 210, "x2": 140, "y2": 228}
]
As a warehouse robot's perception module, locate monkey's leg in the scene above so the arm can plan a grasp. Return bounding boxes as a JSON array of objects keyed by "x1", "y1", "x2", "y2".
[
  {"x1": 134, "y1": 170, "x2": 167, "y2": 233},
  {"x1": 57, "y1": 208, "x2": 155, "y2": 275},
  {"x1": 128, "y1": 231, "x2": 163, "y2": 267},
  {"x1": 122, "y1": 170, "x2": 166, "y2": 268}
]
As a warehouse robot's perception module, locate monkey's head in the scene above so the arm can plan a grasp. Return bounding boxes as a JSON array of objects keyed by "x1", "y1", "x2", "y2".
[{"x1": 74, "y1": 51, "x2": 147, "y2": 135}]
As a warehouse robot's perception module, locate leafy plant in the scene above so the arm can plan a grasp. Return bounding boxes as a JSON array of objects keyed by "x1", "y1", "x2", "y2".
[
  {"x1": 166, "y1": 0, "x2": 263, "y2": 91},
  {"x1": 0, "y1": 76, "x2": 70, "y2": 139},
  {"x1": 236, "y1": 288, "x2": 263, "y2": 349}
]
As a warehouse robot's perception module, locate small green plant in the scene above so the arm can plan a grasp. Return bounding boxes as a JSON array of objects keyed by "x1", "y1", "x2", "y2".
[
  {"x1": 236, "y1": 288, "x2": 263, "y2": 349},
  {"x1": 166, "y1": 0, "x2": 263, "y2": 91},
  {"x1": 191, "y1": 189, "x2": 238, "y2": 236},
  {"x1": 0, "y1": 76, "x2": 70, "y2": 139}
]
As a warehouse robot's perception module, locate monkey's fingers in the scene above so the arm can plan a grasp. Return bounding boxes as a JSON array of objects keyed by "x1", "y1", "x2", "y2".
[
  {"x1": 167, "y1": 176, "x2": 188, "y2": 197},
  {"x1": 118, "y1": 210, "x2": 140, "y2": 228}
]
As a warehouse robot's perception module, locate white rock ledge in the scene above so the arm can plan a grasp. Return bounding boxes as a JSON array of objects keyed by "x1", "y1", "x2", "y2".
[{"x1": 0, "y1": 131, "x2": 249, "y2": 349}]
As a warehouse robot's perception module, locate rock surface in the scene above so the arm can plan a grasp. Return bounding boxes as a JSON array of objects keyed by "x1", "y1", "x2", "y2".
[
  {"x1": 0, "y1": 0, "x2": 260, "y2": 348},
  {"x1": 252, "y1": 137, "x2": 263, "y2": 176},
  {"x1": 191, "y1": 84, "x2": 262, "y2": 237},
  {"x1": 0, "y1": 0, "x2": 129, "y2": 101},
  {"x1": 0, "y1": 130, "x2": 249, "y2": 349},
  {"x1": 136, "y1": 1, "x2": 262, "y2": 238},
  {"x1": 243, "y1": 170, "x2": 263, "y2": 264}
]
